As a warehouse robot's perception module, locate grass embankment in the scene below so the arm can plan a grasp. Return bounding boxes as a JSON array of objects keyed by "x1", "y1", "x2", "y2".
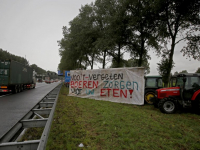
[{"x1": 46, "y1": 85, "x2": 200, "y2": 150}]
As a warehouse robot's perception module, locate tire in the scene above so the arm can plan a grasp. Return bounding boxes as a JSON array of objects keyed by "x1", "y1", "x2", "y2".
[
  {"x1": 192, "y1": 95, "x2": 200, "y2": 114},
  {"x1": 21, "y1": 85, "x2": 24, "y2": 92},
  {"x1": 149, "y1": 97, "x2": 159, "y2": 108},
  {"x1": 18, "y1": 86, "x2": 21, "y2": 93},
  {"x1": 144, "y1": 90, "x2": 155, "y2": 104},
  {"x1": 12, "y1": 85, "x2": 18, "y2": 94},
  {"x1": 153, "y1": 101, "x2": 158, "y2": 108},
  {"x1": 158, "y1": 97, "x2": 177, "y2": 114},
  {"x1": 198, "y1": 99, "x2": 200, "y2": 115}
]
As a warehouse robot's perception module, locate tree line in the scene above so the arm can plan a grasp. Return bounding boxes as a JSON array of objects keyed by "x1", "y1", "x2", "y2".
[
  {"x1": 58, "y1": 0, "x2": 199, "y2": 86},
  {"x1": 0, "y1": 48, "x2": 29, "y2": 65},
  {"x1": 0, "y1": 48, "x2": 47, "y2": 74}
]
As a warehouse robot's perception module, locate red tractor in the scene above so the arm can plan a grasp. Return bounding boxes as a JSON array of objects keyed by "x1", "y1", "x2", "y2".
[{"x1": 152, "y1": 73, "x2": 200, "y2": 114}]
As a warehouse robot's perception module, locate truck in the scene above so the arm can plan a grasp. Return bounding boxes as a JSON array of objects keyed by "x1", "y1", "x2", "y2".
[
  {"x1": 37, "y1": 76, "x2": 43, "y2": 82},
  {"x1": 45, "y1": 76, "x2": 51, "y2": 84},
  {"x1": 0, "y1": 60, "x2": 36, "y2": 94},
  {"x1": 144, "y1": 75, "x2": 163, "y2": 104}
]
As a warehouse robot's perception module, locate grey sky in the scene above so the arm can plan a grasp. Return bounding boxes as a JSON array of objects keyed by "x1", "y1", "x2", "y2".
[{"x1": 0, "y1": 0, "x2": 199, "y2": 74}]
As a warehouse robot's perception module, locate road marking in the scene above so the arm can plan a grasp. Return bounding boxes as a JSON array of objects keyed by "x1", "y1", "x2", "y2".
[{"x1": 0, "y1": 93, "x2": 12, "y2": 98}]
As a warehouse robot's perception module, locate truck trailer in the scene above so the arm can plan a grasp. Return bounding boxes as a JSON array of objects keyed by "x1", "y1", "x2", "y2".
[{"x1": 0, "y1": 60, "x2": 36, "y2": 93}]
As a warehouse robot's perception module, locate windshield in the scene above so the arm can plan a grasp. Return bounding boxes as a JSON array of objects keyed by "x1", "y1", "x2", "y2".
[
  {"x1": 146, "y1": 78, "x2": 162, "y2": 87},
  {"x1": 176, "y1": 76, "x2": 200, "y2": 89},
  {"x1": 158, "y1": 78, "x2": 163, "y2": 87},
  {"x1": 176, "y1": 77, "x2": 184, "y2": 87},
  {"x1": 146, "y1": 78, "x2": 156, "y2": 87}
]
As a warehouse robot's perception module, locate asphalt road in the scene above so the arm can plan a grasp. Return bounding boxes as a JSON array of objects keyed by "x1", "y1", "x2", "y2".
[{"x1": 0, "y1": 82, "x2": 61, "y2": 139}]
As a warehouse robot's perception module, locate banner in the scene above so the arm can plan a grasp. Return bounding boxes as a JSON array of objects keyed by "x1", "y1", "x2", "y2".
[{"x1": 68, "y1": 67, "x2": 144, "y2": 105}]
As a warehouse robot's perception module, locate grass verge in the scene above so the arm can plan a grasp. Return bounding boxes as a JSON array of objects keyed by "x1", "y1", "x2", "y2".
[
  {"x1": 46, "y1": 85, "x2": 200, "y2": 150},
  {"x1": 18, "y1": 127, "x2": 44, "y2": 142}
]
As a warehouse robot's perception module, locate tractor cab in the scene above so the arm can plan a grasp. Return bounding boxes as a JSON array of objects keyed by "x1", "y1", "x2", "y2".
[
  {"x1": 153, "y1": 73, "x2": 200, "y2": 114},
  {"x1": 172, "y1": 74, "x2": 200, "y2": 102},
  {"x1": 144, "y1": 75, "x2": 163, "y2": 104}
]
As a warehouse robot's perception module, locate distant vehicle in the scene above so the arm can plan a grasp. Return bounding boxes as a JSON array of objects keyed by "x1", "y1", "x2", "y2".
[
  {"x1": 51, "y1": 79, "x2": 54, "y2": 83},
  {"x1": 45, "y1": 76, "x2": 51, "y2": 84},
  {"x1": 0, "y1": 60, "x2": 36, "y2": 93},
  {"x1": 144, "y1": 75, "x2": 163, "y2": 104},
  {"x1": 38, "y1": 78, "x2": 42, "y2": 82}
]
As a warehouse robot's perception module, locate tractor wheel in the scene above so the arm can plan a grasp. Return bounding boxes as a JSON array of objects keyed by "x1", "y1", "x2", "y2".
[
  {"x1": 144, "y1": 90, "x2": 155, "y2": 104},
  {"x1": 153, "y1": 101, "x2": 159, "y2": 108},
  {"x1": 192, "y1": 95, "x2": 200, "y2": 114},
  {"x1": 198, "y1": 99, "x2": 200, "y2": 115},
  {"x1": 158, "y1": 97, "x2": 177, "y2": 114}
]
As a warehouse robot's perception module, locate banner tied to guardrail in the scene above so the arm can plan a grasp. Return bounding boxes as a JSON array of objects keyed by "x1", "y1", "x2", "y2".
[{"x1": 68, "y1": 67, "x2": 145, "y2": 105}]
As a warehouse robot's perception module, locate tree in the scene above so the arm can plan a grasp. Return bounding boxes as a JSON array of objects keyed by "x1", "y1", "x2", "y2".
[
  {"x1": 58, "y1": 22, "x2": 86, "y2": 71},
  {"x1": 30, "y1": 64, "x2": 46, "y2": 74},
  {"x1": 110, "y1": 57, "x2": 150, "y2": 74},
  {"x1": 181, "y1": 35, "x2": 200, "y2": 60},
  {"x1": 124, "y1": 0, "x2": 161, "y2": 67},
  {"x1": 179, "y1": 70, "x2": 188, "y2": 74},
  {"x1": 125, "y1": 58, "x2": 150, "y2": 74},
  {"x1": 157, "y1": 0, "x2": 200, "y2": 86},
  {"x1": 94, "y1": 0, "x2": 129, "y2": 68},
  {"x1": 58, "y1": 26, "x2": 77, "y2": 71},
  {"x1": 196, "y1": 68, "x2": 200, "y2": 73},
  {"x1": 0, "y1": 48, "x2": 29, "y2": 65},
  {"x1": 157, "y1": 57, "x2": 173, "y2": 87},
  {"x1": 58, "y1": 4, "x2": 101, "y2": 71},
  {"x1": 93, "y1": 0, "x2": 114, "y2": 68},
  {"x1": 58, "y1": 0, "x2": 199, "y2": 74},
  {"x1": 78, "y1": 4, "x2": 101, "y2": 69},
  {"x1": 174, "y1": 71, "x2": 178, "y2": 75}
]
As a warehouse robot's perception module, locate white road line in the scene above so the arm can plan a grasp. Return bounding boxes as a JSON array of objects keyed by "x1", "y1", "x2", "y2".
[{"x1": 0, "y1": 93, "x2": 12, "y2": 98}]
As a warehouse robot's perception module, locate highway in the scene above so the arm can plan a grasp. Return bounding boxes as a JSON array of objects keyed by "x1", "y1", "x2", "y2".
[{"x1": 0, "y1": 82, "x2": 62, "y2": 139}]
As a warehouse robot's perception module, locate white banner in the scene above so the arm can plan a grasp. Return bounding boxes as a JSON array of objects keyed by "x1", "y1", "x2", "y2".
[{"x1": 68, "y1": 67, "x2": 144, "y2": 105}]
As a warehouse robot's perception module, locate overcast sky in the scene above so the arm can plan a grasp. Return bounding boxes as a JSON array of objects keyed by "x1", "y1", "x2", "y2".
[{"x1": 0, "y1": 0, "x2": 199, "y2": 75}]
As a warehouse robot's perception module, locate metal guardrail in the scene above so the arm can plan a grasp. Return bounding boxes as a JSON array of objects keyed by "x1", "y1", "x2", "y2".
[{"x1": 0, "y1": 83, "x2": 62, "y2": 150}]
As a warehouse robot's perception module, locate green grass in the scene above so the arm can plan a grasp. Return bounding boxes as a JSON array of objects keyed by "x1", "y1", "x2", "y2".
[
  {"x1": 18, "y1": 127, "x2": 44, "y2": 142},
  {"x1": 46, "y1": 85, "x2": 200, "y2": 150}
]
